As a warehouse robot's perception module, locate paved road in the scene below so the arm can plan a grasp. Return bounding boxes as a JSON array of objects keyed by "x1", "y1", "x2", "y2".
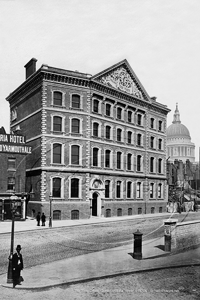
[
  {"x1": 0, "y1": 212, "x2": 198, "y2": 275},
  {"x1": 0, "y1": 265, "x2": 199, "y2": 300}
]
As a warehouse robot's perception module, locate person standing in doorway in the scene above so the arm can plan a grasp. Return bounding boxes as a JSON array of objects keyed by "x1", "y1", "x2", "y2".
[
  {"x1": 12, "y1": 245, "x2": 24, "y2": 288},
  {"x1": 36, "y1": 212, "x2": 41, "y2": 226},
  {"x1": 41, "y1": 213, "x2": 46, "y2": 226}
]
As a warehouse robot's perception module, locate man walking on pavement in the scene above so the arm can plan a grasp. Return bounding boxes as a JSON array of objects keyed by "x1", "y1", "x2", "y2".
[
  {"x1": 12, "y1": 245, "x2": 24, "y2": 288},
  {"x1": 41, "y1": 212, "x2": 46, "y2": 226},
  {"x1": 36, "y1": 212, "x2": 41, "y2": 226}
]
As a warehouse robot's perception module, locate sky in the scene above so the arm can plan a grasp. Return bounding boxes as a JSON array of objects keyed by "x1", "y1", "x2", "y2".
[{"x1": 0, "y1": 0, "x2": 200, "y2": 159}]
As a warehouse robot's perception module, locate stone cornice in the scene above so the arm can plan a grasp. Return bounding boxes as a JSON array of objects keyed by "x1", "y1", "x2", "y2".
[{"x1": 6, "y1": 67, "x2": 170, "y2": 116}]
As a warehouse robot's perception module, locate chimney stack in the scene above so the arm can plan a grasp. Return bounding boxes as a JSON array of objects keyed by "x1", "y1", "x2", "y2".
[{"x1": 24, "y1": 58, "x2": 37, "y2": 79}]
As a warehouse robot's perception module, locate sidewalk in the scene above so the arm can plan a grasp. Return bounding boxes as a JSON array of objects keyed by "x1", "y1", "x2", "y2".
[{"x1": 1, "y1": 213, "x2": 200, "y2": 290}]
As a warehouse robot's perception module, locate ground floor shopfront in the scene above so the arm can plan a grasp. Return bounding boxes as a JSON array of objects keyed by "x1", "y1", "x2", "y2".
[{"x1": 0, "y1": 194, "x2": 26, "y2": 221}]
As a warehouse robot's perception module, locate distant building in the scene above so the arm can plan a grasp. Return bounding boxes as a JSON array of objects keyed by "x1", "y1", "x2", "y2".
[
  {"x1": 6, "y1": 58, "x2": 170, "y2": 220},
  {"x1": 166, "y1": 104, "x2": 195, "y2": 163},
  {"x1": 0, "y1": 127, "x2": 31, "y2": 221}
]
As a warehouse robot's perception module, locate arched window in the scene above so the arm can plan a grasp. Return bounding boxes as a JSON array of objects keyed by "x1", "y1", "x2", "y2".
[
  {"x1": 105, "y1": 126, "x2": 111, "y2": 139},
  {"x1": 150, "y1": 118, "x2": 154, "y2": 129},
  {"x1": 71, "y1": 119, "x2": 80, "y2": 133},
  {"x1": 105, "y1": 103, "x2": 111, "y2": 116},
  {"x1": 117, "y1": 107, "x2": 122, "y2": 119},
  {"x1": 127, "y1": 182, "x2": 132, "y2": 198},
  {"x1": 137, "y1": 133, "x2": 142, "y2": 146},
  {"x1": 151, "y1": 207, "x2": 155, "y2": 214},
  {"x1": 137, "y1": 182, "x2": 141, "y2": 198},
  {"x1": 158, "y1": 120, "x2": 163, "y2": 131},
  {"x1": 127, "y1": 153, "x2": 132, "y2": 171},
  {"x1": 93, "y1": 148, "x2": 99, "y2": 166},
  {"x1": 158, "y1": 183, "x2": 162, "y2": 198},
  {"x1": 127, "y1": 131, "x2": 132, "y2": 144},
  {"x1": 150, "y1": 183, "x2": 154, "y2": 198},
  {"x1": 137, "y1": 155, "x2": 141, "y2": 171},
  {"x1": 53, "y1": 92, "x2": 62, "y2": 106},
  {"x1": 53, "y1": 144, "x2": 62, "y2": 164},
  {"x1": 150, "y1": 157, "x2": 154, "y2": 173},
  {"x1": 117, "y1": 128, "x2": 122, "y2": 142},
  {"x1": 105, "y1": 180, "x2": 110, "y2": 198},
  {"x1": 137, "y1": 114, "x2": 142, "y2": 125},
  {"x1": 158, "y1": 139, "x2": 162, "y2": 150},
  {"x1": 52, "y1": 178, "x2": 61, "y2": 198},
  {"x1": 158, "y1": 159, "x2": 162, "y2": 173},
  {"x1": 53, "y1": 116, "x2": 62, "y2": 132},
  {"x1": 71, "y1": 145, "x2": 79, "y2": 165},
  {"x1": 150, "y1": 136, "x2": 155, "y2": 149},
  {"x1": 106, "y1": 209, "x2": 111, "y2": 218},
  {"x1": 117, "y1": 208, "x2": 122, "y2": 216},
  {"x1": 128, "y1": 111, "x2": 132, "y2": 123},
  {"x1": 93, "y1": 99, "x2": 99, "y2": 113},
  {"x1": 117, "y1": 152, "x2": 122, "y2": 169},
  {"x1": 93, "y1": 122, "x2": 99, "y2": 137},
  {"x1": 53, "y1": 210, "x2": 61, "y2": 220},
  {"x1": 128, "y1": 208, "x2": 132, "y2": 215},
  {"x1": 116, "y1": 181, "x2": 121, "y2": 198},
  {"x1": 72, "y1": 94, "x2": 80, "y2": 108},
  {"x1": 105, "y1": 150, "x2": 111, "y2": 168},
  {"x1": 71, "y1": 210, "x2": 79, "y2": 220},
  {"x1": 71, "y1": 178, "x2": 79, "y2": 198}
]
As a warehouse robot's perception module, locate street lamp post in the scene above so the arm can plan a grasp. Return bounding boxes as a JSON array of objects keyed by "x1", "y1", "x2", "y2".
[
  {"x1": 7, "y1": 194, "x2": 19, "y2": 283},
  {"x1": 49, "y1": 194, "x2": 52, "y2": 228}
]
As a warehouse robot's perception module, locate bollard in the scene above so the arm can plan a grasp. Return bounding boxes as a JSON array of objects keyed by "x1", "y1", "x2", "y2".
[{"x1": 133, "y1": 229, "x2": 143, "y2": 260}]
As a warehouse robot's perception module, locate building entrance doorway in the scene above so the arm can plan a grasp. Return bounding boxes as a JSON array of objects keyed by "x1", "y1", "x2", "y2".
[{"x1": 92, "y1": 193, "x2": 98, "y2": 216}]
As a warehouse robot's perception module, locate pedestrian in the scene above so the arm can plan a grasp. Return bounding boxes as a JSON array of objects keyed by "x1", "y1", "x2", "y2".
[
  {"x1": 41, "y1": 212, "x2": 46, "y2": 226},
  {"x1": 12, "y1": 245, "x2": 24, "y2": 288},
  {"x1": 36, "y1": 212, "x2": 41, "y2": 226}
]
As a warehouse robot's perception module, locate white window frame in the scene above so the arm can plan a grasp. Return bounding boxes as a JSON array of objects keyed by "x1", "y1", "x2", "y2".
[
  {"x1": 116, "y1": 106, "x2": 124, "y2": 120},
  {"x1": 69, "y1": 117, "x2": 83, "y2": 134},
  {"x1": 51, "y1": 142, "x2": 64, "y2": 165},
  {"x1": 116, "y1": 180, "x2": 123, "y2": 199},
  {"x1": 136, "y1": 181, "x2": 143, "y2": 199},
  {"x1": 50, "y1": 175, "x2": 65, "y2": 199},
  {"x1": 92, "y1": 97, "x2": 102, "y2": 114},
  {"x1": 104, "y1": 149, "x2": 113, "y2": 169},
  {"x1": 70, "y1": 93, "x2": 83, "y2": 109},
  {"x1": 51, "y1": 90, "x2": 65, "y2": 107},
  {"x1": 149, "y1": 182, "x2": 155, "y2": 199},
  {"x1": 51, "y1": 114, "x2": 65, "y2": 133},
  {"x1": 92, "y1": 146, "x2": 101, "y2": 167},
  {"x1": 104, "y1": 123, "x2": 113, "y2": 140},
  {"x1": 127, "y1": 181, "x2": 133, "y2": 198},
  {"x1": 69, "y1": 176, "x2": 82, "y2": 199},
  {"x1": 69, "y1": 143, "x2": 83, "y2": 166}
]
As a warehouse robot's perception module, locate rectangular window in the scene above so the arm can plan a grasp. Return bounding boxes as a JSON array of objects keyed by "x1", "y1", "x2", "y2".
[
  {"x1": 117, "y1": 152, "x2": 121, "y2": 169},
  {"x1": 7, "y1": 177, "x2": 15, "y2": 191},
  {"x1": 93, "y1": 148, "x2": 98, "y2": 166},
  {"x1": 105, "y1": 180, "x2": 110, "y2": 198},
  {"x1": 150, "y1": 183, "x2": 154, "y2": 198},
  {"x1": 71, "y1": 145, "x2": 79, "y2": 165},
  {"x1": 8, "y1": 158, "x2": 16, "y2": 170},
  {"x1": 72, "y1": 94, "x2": 80, "y2": 108},
  {"x1": 106, "y1": 126, "x2": 111, "y2": 139},
  {"x1": 117, "y1": 107, "x2": 122, "y2": 119},
  {"x1": 71, "y1": 178, "x2": 79, "y2": 198},
  {"x1": 158, "y1": 120, "x2": 162, "y2": 131},
  {"x1": 116, "y1": 181, "x2": 121, "y2": 198},
  {"x1": 127, "y1": 132, "x2": 132, "y2": 144},
  {"x1": 53, "y1": 92, "x2": 62, "y2": 106}
]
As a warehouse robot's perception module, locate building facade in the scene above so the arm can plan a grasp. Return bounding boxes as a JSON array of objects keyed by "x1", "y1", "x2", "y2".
[
  {"x1": 166, "y1": 104, "x2": 195, "y2": 163},
  {"x1": 0, "y1": 127, "x2": 31, "y2": 221},
  {"x1": 6, "y1": 58, "x2": 170, "y2": 220}
]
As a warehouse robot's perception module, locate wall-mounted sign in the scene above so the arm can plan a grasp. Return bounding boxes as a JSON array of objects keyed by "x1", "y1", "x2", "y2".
[{"x1": 0, "y1": 134, "x2": 31, "y2": 154}]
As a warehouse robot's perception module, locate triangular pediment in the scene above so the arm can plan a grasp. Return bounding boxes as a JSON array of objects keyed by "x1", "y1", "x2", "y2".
[{"x1": 91, "y1": 59, "x2": 150, "y2": 101}]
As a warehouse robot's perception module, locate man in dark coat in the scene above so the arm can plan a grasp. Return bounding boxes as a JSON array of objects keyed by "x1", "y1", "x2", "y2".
[
  {"x1": 36, "y1": 212, "x2": 41, "y2": 226},
  {"x1": 12, "y1": 245, "x2": 24, "y2": 288},
  {"x1": 41, "y1": 212, "x2": 46, "y2": 226}
]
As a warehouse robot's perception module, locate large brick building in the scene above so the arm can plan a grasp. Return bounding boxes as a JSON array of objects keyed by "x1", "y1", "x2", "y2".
[{"x1": 6, "y1": 58, "x2": 170, "y2": 220}]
